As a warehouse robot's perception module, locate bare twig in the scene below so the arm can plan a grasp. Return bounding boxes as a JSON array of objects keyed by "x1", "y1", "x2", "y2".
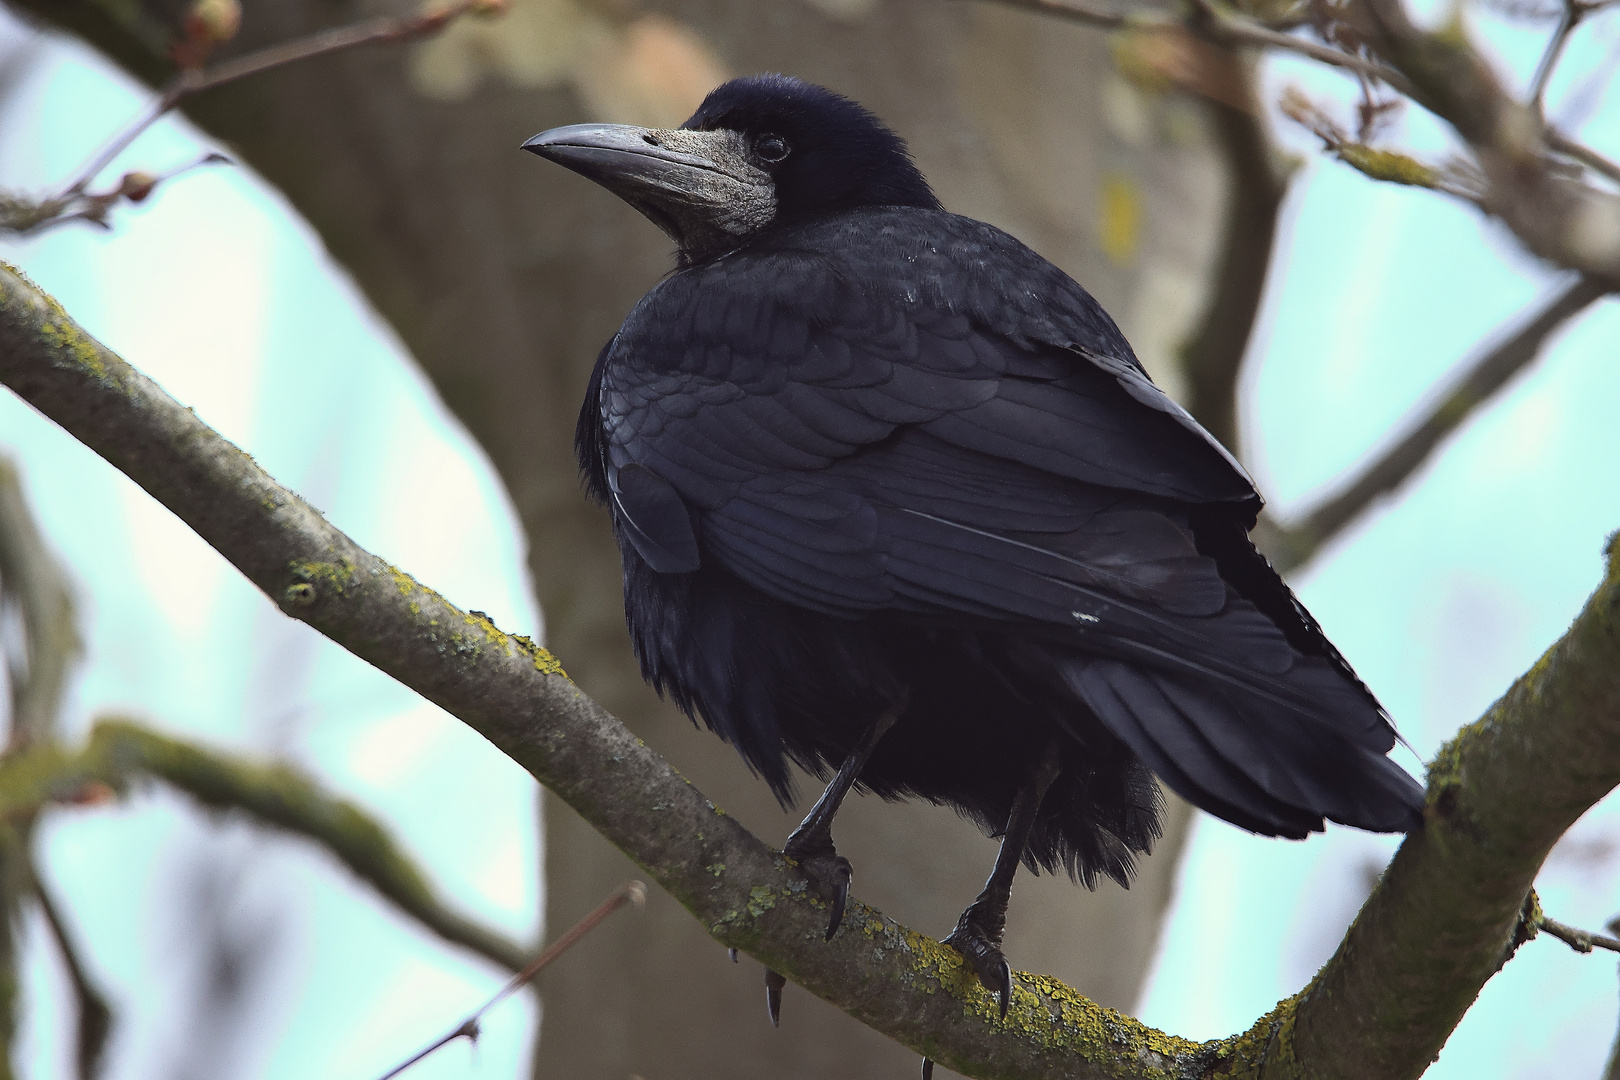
[
  {"x1": 1259, "y1": 274, "x2": 1609, "y2": 572},
  {"x1": 374, "y1": 881, "x2": 646, "y2": 1080},
  {"x1": 3, "y1": 153, "x2": 228, "y2": 237},
  {"x1": 1002, "y1": 0, "x2": 1620, "y2": 285},
  {"x1": 1546, "y1": 128, "x2": 1620, "y2": 185},
  {"x1": 0, "y1": 0, "x2": 501, "y2": 235},
  {"x1": 32, "y1": 864, "x2": 112, "y2": 1080},
  {"x1": 65, "y1": 0, "x2": 497, "y2": 198},
  {"x1": 1528, "y1": 0, "x2": 1582, "y2": 114},
  {"x1": 982, "y1": 0, "x2": 1417, "y2": 94},
  {"x1": 1537, "y1": 913, "x2": 1620, "y2": 954}
]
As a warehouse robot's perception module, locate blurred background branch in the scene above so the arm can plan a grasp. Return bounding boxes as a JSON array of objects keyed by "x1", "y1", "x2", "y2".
[
  {"x1": 0, "y1": 450, "x2": 531, "y2": 1078},
  {"x1": 1256, "y1": 274, "x2": 1609, "y2": 571},
  {"x1": 0, "y1": 455, "x2": 78, "y2": 751},
  {"x1": 0, "y1": 718, "x2": 532, "y2": 975},
  {"x1": 0, "y1": 0, "x2": 503, "y2": 234},
  {"x1": 31, "y1": 862, "x2": 111, "y2": 1080}
]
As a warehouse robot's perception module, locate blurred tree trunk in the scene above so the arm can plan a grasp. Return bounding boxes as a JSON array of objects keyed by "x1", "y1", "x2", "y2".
[{"x1": 6, "y1": 1, "x2": 1238, "y2": 1075}]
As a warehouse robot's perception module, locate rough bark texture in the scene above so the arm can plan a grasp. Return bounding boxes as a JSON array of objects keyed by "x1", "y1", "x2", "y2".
[
  {"x1": 3, "y1": 2, "x2": 1241, "y2": 1074},
  {"x1": 7, "y1": 255, "x2": 1620, "y2": 1080}
]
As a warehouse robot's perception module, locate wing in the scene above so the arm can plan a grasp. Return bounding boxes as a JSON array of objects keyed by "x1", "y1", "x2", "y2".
[
  {"x1": 592, "y1": 211, "x2": 1422, "y2": 834},
  {"x1": 600, "y1": 211, "x2": 1258, "y2": 525}
]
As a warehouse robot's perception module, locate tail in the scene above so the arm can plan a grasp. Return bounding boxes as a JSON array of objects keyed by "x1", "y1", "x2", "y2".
[{"x1": 1059, "y1": 654, "x2": 1424, "y2": 837}]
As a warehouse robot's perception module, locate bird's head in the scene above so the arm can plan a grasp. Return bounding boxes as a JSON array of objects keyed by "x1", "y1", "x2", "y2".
[{"x1": 523, "y1": 74, "x2": 941, "y2": 263}]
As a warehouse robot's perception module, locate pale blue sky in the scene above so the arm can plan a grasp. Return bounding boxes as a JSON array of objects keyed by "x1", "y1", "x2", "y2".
[{"x1": 1, "y1": 6, "x2": 1618, "y2": 1078}]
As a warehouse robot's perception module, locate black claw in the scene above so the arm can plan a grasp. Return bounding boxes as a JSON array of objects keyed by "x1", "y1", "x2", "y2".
[
  {"x1": 728, "y1": 947, "x2": 739, "y2": 963},
  {"x1": 783, "y1": 829, "x2": 854, "y2": 939},
  {"x1": 824, "y1": 861, "x2": 850, "y2": 939},
  {"x1": 765, "y1": 968, "x2": 787, "y2": 1027},
  {"x1": 921, "y1": 1057, "x2": 934, "y2": 1080}
]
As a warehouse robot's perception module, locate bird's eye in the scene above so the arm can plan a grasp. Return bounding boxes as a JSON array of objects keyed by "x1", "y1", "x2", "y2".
[{"x1": 755, "y1": 134, "x2": 790, "y2": 163}]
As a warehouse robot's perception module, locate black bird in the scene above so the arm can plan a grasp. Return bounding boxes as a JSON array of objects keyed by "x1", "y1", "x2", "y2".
[{"x1": 523, "y1": 75, "x2": 1424, "y2": 1022}]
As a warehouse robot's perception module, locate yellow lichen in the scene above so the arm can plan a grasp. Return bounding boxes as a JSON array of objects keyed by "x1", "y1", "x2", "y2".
[
  {"x1": 1335, "y1": 144, "x2": 1440, "y2": 189},
  {"x1": 530, "y1": 647, "x2": 567, "y2": 677}
]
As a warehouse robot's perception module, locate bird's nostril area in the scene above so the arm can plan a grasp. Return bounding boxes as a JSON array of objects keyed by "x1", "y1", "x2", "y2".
[{"x1": 643, "y1": 133, "x2": 661, "y2": 146}]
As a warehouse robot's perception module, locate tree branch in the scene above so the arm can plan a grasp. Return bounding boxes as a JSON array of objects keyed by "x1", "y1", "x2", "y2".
[
  {"x1": 1354, "y1": 0, "x2": 1620, "y2": 284},
  {"x1": 982, "y1": 0, "x2": 1417, "y2": 91},
  {"x1": 1546, "y1": 128, "x2": 1620, "y2": 186},
  {"x1": 5, "y1": 264, "x2": 1620, "y2": 1078},
  {"x1": 1257, "y1": 274, "x2": 1609, "y2": 572},
  {"x1": 1179, "y1": 60, "x2": 1294, "y2": 453},
  {"x1": 1534, "y1": 910, "x2": 1620, "y2": 954},
  {"x1": 0, "y1": 718, "x2": 531, "y2": 975},
  {"x1": 1274, "y1": 530, "x2": 1620, "y2": 1079},
  {"x1": 1, "y1": 0, "x2": 502, "y2": 235},
  {"x1": 996, "y1": 0, "x2": 1620, "y2": 286}
]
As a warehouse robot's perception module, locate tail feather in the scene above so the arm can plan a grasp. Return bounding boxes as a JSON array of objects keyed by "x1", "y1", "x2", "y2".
[{"x1": 1064, "y1": 657, "x2": 1423, "y2": 837}]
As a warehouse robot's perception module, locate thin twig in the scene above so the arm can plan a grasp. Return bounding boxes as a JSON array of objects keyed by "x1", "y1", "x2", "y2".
[
  {"x1": 1547, "y1": 128, "x2": 1620, "y2": 185},
  {"x1": 32, "y1": 866, "x2": 111, "y2": 1080},
  {"x1": 1260, "y1": 275, "x2": 1609, "y2": 572},
  {"x1": 63, "y1": 97, "x2": 173, "y2": 200},
  {"x1": 64, "y1": 0, "x2": 489, "y2": 198},
  {"x1": 1528, "y1": 0, "x2": 1582, "y2": 115},
  {"x1": 373, "y1": 881, "x2": 646, "y2": 1080},
  {"x1": 980, "y1": 0, "x2": 1416, "y2": 95},
  {"x1": 1538, "y1": 914, "x2": 1620, "y2": 954}
]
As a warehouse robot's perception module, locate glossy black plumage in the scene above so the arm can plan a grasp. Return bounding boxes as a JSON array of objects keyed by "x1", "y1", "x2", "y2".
[{"x1": 558, "y1": 76, "x2": 1423, "y2": 896}]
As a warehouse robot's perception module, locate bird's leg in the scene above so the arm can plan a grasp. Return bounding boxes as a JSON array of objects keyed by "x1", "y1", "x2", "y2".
[
  {"x1": 782, "y1": 691, "x2": 907, "y2": 939},
  {"x1": 762, "y1": 694, "x2": 907, "y2": 1028},
  {"x1": 943, "y1": 739, "x2": 1062, "y2": 1018}
]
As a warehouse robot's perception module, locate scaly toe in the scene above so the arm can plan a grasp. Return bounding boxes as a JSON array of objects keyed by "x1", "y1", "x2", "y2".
[
  {"x1": 943, "y1": 923, "x2": 1014, "y2": 1018},
  {"x1": 783, "y1": 834, "x2": 854, "y2": 938}
]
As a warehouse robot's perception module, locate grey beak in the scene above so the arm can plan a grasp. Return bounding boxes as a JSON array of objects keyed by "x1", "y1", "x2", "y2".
[
  {"x1": 522, "y1": 123, "x2": 775, "y2": 257},
  {"x1": 522, "y1": 123, "x2": 725, "y2": 191}
]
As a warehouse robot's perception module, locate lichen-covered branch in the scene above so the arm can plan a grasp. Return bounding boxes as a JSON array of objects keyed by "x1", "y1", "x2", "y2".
[
  {"x1": 5, "y1": 266, "x2": 1620, "y2": 1078},
  {"x1": 1353, "y1": 0, "x2": 1620, "y2": 286},
  {"x1": 1000, "y1": 0, "x2": 1620, "y2": 287},
  {"x1": 1269, "y1": 530, "x2": 1620, "y2": 1079},
  {"x1": 1257, "y1": 275, "x2": 1609, "y2": 573},
  {"x1": 0, "y1": 717, "x2": 530, "y2": 975}
]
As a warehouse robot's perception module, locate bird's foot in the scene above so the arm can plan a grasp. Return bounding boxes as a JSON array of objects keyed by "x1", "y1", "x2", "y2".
[
  {"x1": 782, "y1": 824, "x2": 852, "y2": 940},
  {"x1": 943, "y1": 899, "x2": 1013, "y2": 1018}
]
